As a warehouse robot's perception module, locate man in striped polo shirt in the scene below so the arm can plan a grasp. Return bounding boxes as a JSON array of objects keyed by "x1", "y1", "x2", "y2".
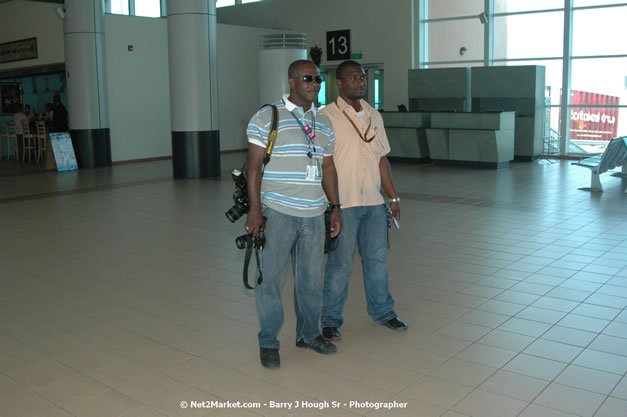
[{"x1": 245, "y1": 60, "x2": 342, "y2": 369}]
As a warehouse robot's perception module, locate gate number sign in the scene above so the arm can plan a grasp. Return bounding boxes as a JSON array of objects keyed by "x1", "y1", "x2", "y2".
[{"x1": 327, "y1": 30, "x2": 351, "y2": 61}]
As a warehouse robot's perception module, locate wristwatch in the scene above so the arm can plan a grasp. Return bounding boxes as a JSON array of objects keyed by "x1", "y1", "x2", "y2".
[
  {"x1": 389, "y1": 197, "x2": 400, "y2": 203},
  {"x1": 328, "y1": 203, "x2": 342, "y2": 211}
]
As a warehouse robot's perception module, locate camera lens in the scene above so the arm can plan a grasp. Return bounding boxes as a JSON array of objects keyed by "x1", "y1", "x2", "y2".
[
  {"x1": 225, "y1": 206, "x2": 242, "y2": 223},
  {"x1": 235, "y1": 234, "x2": 250, "y2": 250}
]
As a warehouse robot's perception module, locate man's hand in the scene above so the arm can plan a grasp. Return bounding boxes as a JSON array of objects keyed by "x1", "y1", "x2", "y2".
[
  {"x1": 329, "y1": 209, "x2": 341, "y2": 238},
  {"x1": 245, "y1": 206, "x2": 265, "y2": 236},
  {"x1": 389, "y1": 201, "x2": 400, "y2": 221}
]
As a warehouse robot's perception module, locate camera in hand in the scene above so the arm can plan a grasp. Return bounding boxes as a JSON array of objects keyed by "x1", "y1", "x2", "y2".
[
  {"x1": 235, "y1": 226, "x2": 265, "y2": 251},
  {"x1": 225, "y1": 168, "x2": 249, "y2": 223}
]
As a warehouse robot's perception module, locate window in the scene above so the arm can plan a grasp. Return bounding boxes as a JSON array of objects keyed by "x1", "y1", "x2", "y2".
[
  {"x1": 493, "y1": 12, "x2": 563, "y2": 60},
  {"x1": 572, "y1": 6, "x2": 627, "y2": 56},
  {"x1": 494, "y1": 0, "x2": 563, "y2": 14},
  {"x1": 109, "y1": 0, "x2": 129, "y2": 15},
  {"x1": 134, "y1": 0, "x2": 160, "y2": 17}
]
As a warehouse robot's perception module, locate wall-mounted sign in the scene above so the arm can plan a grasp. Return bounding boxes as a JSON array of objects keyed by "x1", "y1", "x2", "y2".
[
  {"x1": 326, "y1": 30, "x2": 350, "y2": 61},
  {"x1": 0, "y1": 37, "x2": 38, "y2": 64}
]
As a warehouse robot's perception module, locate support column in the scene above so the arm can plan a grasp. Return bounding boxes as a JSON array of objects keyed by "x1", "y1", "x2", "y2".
[
  {"x1": 64, "y1": 0, "x2": 112, "y2": 169},
  {"x1": 167, "y1": 0, "x2": 220, "y2": 178}
]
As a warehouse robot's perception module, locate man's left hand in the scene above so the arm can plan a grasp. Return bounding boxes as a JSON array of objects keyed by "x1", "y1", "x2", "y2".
[{"x1": 389, "y1": 202, "x2": 400, "y2": 220}]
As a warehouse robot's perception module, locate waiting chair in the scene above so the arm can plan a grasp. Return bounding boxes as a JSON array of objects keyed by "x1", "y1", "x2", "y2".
[
  {"x1": 1, "y1": 121, "x2": 19, "y2": 160},
  {"x1": 21, "y1": 120, "x2": 36, "y2": 161},
  {"x1": 35, "y1": 120, "x2": 48, "y2": 162}
]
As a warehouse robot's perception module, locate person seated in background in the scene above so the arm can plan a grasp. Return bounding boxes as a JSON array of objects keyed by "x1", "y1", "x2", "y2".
[{"x1": 13, "y1": 104, "x2": 28, "y2": 157}]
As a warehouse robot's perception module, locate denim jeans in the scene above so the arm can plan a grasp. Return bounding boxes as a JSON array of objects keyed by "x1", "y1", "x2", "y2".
[
  {"x1": 256, "y1": 206, "x2": 325, "y2": 349},
  {"x1": 322, "y1": 204, "x2": 396, "y2": 328}
]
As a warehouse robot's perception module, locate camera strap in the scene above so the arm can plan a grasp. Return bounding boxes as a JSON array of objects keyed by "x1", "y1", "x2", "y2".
[
  {"x1": 242, "y1": 244, "x2": 263, "y2": 290},
  {"x1": 262, "y1": 104, "x2": 278, "y2": 166}
]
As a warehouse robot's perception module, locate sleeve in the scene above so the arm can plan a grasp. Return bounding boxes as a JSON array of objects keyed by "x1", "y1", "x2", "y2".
[
  {"x1": 320, "y1": 110, "x2": 336, "y2": 157},
  {"x1": 246, "y1": 106, "x2": 272, "y2": 149}
]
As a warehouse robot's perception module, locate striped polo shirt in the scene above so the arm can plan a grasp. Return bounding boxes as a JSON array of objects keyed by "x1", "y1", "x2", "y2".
[{"x1": 247, "y1": 95, "x2": 335, "y2": 217}]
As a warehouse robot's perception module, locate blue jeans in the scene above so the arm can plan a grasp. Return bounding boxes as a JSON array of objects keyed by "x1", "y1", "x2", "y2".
[
  {"x1": 322, "y1": 204, "x2": 396, "y2": 328},
  {"x1": 256, "y1": 207, "x2": 325, "y2": 349}
]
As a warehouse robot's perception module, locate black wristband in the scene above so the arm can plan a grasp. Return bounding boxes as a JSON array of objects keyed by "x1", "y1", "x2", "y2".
[{"x1": 328, "y1": 203, "x2": 342, "y2": 211}]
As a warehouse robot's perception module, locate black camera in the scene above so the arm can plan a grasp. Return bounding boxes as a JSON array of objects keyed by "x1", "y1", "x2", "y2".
[
  {"x1": 235, "y1": 226, "x2": 265, "y2": 251},
  {"x1": 225, "y1": 168, "x2": 249, "y2": 223}
]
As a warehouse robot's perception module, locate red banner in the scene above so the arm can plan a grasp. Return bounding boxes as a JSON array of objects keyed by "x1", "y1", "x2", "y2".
[{"x1": 563, "y1": 90, "x2": 620, "y2": 142}]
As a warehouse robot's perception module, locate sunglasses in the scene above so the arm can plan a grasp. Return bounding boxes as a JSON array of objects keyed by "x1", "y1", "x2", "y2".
[{"x1": 295, "y1": 75, "x2": 323, "y2": 84}]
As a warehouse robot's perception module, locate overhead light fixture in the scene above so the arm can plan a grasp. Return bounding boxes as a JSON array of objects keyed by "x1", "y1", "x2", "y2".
[
  {"x1": 478, "y1": 12, "x2": 488, "y2": 24},
  {"x1": 55, "y1": 7, "x2": 65, "y2": 20}
]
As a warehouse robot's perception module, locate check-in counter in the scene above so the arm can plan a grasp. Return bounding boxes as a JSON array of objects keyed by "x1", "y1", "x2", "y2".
[
  {"x1": 381, "y1": 112, "x2": 430, "y2": 161},
  {"x1": 426, "y1": 111, "x2": 515, "y2": 169}
]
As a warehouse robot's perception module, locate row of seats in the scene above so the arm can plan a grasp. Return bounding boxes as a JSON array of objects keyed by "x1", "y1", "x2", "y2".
[{"x1": 0, "y1": 120, "x2": 48, "y2": 162}]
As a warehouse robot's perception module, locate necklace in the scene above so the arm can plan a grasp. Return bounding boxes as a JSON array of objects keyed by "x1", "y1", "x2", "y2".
[{"x1": 336, "y1": 102, "x2": 375, "y2": 143}]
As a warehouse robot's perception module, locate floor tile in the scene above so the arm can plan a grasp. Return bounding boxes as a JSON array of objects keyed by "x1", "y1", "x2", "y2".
[
  {"x1": 554, "y1": 364, "x2": 621, "y2": 395},
  {"x1": 595, "y1": 396, "x2": 627, "y2": 417},
  {"x1": 453, "y1": 389, "x2": 528, "y2": 417},
  {"x1": 400, "y1": 376, "x2": 472, "y2": 409},
  {"x1": 533, "y1": 383, "x2": 605, "y2": 417},
  {"x1": 503, "y1": 354, "x2": 567, "y2": 381},
  {"x1": 429, "y1": 358, "x2": 497, "y2": 387},
  {"x1": 480, "y1": 370, "x2": 549, "y2": 402}
]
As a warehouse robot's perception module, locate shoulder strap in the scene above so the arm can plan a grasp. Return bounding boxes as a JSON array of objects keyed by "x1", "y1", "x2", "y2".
[{"x1": 262, "y1": 104, "x2": 278, "y2": 166}]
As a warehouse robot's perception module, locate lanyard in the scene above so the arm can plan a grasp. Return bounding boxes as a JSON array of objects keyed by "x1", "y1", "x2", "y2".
[
  {"x1": 288, "y1": 109, "x2": 316, "y2": 159},
  {"x1": 336, "y1": 102, "x2": 375, "y2": 143}
]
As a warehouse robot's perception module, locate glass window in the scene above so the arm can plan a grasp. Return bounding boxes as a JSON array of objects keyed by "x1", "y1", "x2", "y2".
[
  {"x1": 242, "y1": 0, "x2": 262, "y2": 3},
  {"x1": 494, "y1": 0, "x2": 563, "y2": 13},
  {"x1": 572, "y1": 6, "x2": 627, "y2": 56},
  {"x1": 493, "y1": 12, "x2": 563, "y2": 60},
  {"x1": 574, "y1": 0, "x2": 627, "y2": 6},
  {"x1": 134, "y1": 0, "x2": 160, "y2": 17},
  {"x1": 428, "y1": 0, "x2": 484, "y2": 19},
  {"x1": 427, "y1": 20, "x2": 484, "y2": 62},
  {"x1": 374, "y1": 69, "x2": 384, "y2": 110},
  {"x1": 216, "y1": 0, "x2": 236, "y2": 7},
  {"x1": 571, "y1": 57, "x2": 627, "y2": 101},
  {"x1": 110, "y1": 0, "x2": 129, "y2": 15},
  {"x1": 568, "y1": 57, "x2": 627, "y2": 150}
]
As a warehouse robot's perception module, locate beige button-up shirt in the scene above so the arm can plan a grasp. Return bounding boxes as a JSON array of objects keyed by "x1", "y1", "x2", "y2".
[{"x1": 322, "y1": 97, "x2": 390, "y2": 209}]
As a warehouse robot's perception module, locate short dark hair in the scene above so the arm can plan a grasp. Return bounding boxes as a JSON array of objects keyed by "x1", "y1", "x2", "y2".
[
  {"x1": 336, "y1": 60, "x2": 362, "y2": 80},
  {"x1": 288, "y1": 60, "x2": 316, "y2": 78}
]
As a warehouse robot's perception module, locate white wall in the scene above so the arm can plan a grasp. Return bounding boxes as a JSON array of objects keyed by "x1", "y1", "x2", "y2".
[
  {"x1": 0, "y1": 1, "x2": 64, "y2": 71},
  {"x1": 217, "y1": 0, "x2": 413, "y2": 112},
  {"x1": 216, "y1": 24, "x2": 286, "y2": 150},
  {"x1": 104, "y1": 14, "x2": 172, "y2": 161}
]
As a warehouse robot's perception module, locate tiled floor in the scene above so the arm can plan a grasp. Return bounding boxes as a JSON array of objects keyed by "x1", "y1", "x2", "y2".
[{"x1": 0, "y1": 154, "x2": 626, "y2": 417}]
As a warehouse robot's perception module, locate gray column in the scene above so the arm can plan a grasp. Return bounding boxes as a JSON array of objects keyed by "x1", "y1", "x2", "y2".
[
  {"x1": 64, "y1": 0, "x2": 112, "y2": 169},
  {"x1": 167, "y1": 0, "x2": 220, "y2": 178}
]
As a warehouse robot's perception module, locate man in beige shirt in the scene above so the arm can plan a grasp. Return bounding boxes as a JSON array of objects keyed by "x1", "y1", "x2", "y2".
[{"x1": 321, "y1": 60, "x2": 407, "y2": 341}]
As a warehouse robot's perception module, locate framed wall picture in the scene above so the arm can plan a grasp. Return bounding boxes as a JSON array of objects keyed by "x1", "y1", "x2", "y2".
[
  {"x1": 0, "y1": 38, "x2": 38, "y2": 64},
  {"x1": 0, "y1": 83, "x2": 23, "y2": 115}
]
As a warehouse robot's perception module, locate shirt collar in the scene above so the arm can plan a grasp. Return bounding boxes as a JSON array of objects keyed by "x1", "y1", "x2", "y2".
[
  {"x1": 282, "y1": 94, "x2": 317, "y2": 116},
  {"x1": 335, "y1": 96, "x2": 371, "y2": 117}
]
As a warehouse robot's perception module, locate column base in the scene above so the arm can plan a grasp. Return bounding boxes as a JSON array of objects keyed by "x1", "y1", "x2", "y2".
[
  {"x1": 172, "y1": 130, "x2": 221, "y2": 178},
  {"x1": 70, "y1": 128, "x2": 112, "y2": 169}
]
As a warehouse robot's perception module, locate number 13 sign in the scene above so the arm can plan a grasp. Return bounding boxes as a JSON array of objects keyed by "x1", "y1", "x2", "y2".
[{"x1": 326, "y1": 30, "x2": 351, "y2": 61}]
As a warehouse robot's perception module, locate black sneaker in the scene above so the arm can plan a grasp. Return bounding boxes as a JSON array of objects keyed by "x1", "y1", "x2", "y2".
[
  {"x1": 381, "y1": 317, "x2": 408, "y2": 330},
  {"x1": 296, "y1": 336, "x2": 337, "y2": 354},
  {"x1": 322, "y1": 326, "x2": 341, "y2": 341},
  {"x1": 260, "y1": 347, "x2": 280, "y2": 368}
]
